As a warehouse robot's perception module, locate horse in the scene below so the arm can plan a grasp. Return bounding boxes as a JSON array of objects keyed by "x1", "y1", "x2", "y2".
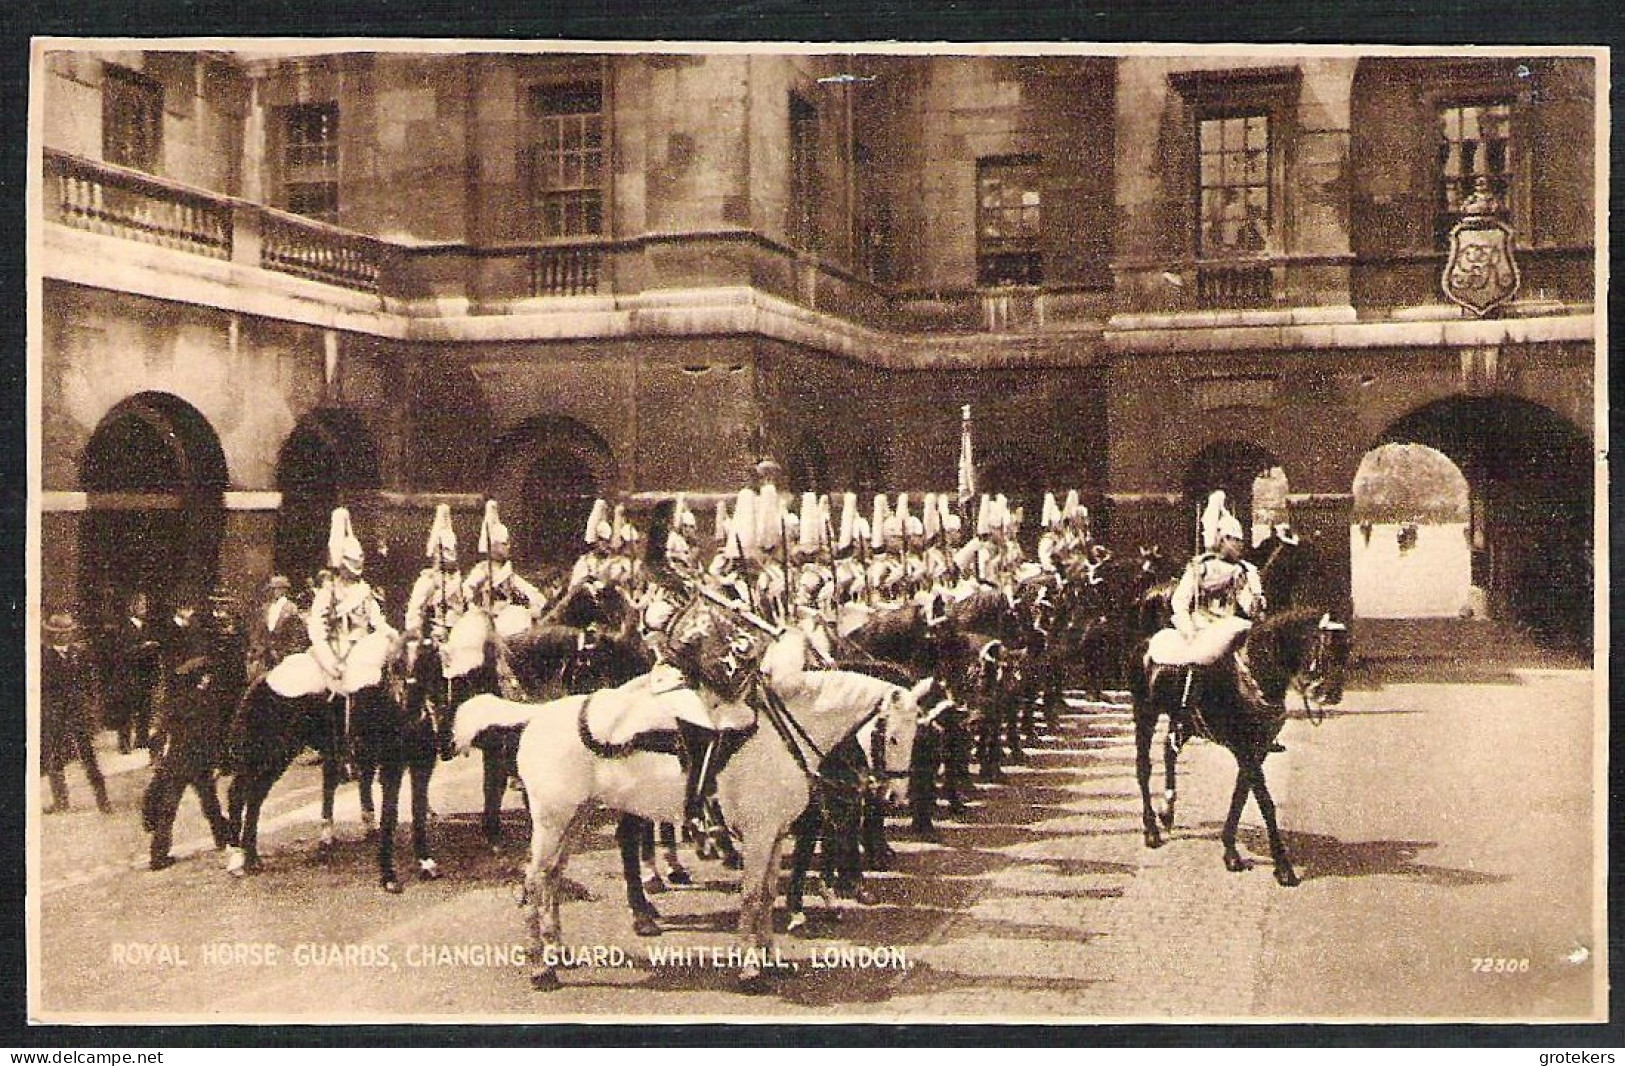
[
  {"x1": 450, "y1": 652, "x2": 931, "y2": 991},
  {"x1": 1130, "y1": 608, "x2": 1350, "y2": 886},
  {"x1": 441, "y1": 582, "x2": 653, "y2": 850},
  {"x1": 225, "y1": 638, "x2": 449, "y2": 893}
]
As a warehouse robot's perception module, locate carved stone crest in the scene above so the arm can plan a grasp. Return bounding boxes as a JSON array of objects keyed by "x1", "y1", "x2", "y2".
[{"x1": 1442, "y1": 179, "x2": 1521, "y2": 316}]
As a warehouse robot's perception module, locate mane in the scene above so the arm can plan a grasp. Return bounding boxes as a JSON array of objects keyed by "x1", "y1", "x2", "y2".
[{"x1": 799, "y1": 668, "x2": 899, "y2": 711}]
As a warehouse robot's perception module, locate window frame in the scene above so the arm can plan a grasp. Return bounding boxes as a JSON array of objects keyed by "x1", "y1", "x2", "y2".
[
  {"x1": 101, "y1": 64, "x2": 164, "y2": 174},
  {"x1": 1168, "y1": 66, "x2": 1300, "y2": 264},
  {"x1": 788, "y1": 92, "x2": 820, "y2": 252},
  {"x1": 975, "y1": 154, "x2": 1044, "y2": 287},
  {"x1": 1429, "y1": 92, "x2": 1526, "y2": 248},
  {"x1": 1194, "y1": 110, "x2": 1274, "y2": 261},
  {"x1": 527, "y1": 79, "x2": 607, "y2": 242},
  {"x1": 276, "y1": 101, "x2": 341, "y2": 223},
  {"x1": 1416, "y1": 60, "x2": 1537, "y2": 251}
]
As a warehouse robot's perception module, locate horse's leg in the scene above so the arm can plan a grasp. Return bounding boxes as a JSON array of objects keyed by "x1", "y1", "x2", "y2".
[
  {"x1": 1161, "y1": 726, "x2": 1180, "y2": 829},
  {"x1": 1221, "y1": 761, "x2": 1255, "y2": 873},
  {"x1": 527, "y1": 806, "x2": 586, "y2": 992},
  {"x1": 1135, "y1": 702, "x2": 1164, "y2": 849},
  {"x1": 318, "y1": 753, "x2": 341, "y2": 851},
  {"x1": 480, "y1": 741, "x2": 505, "y2": 851},
  {"x1": 616, "y1": 815, "x2": 661, "y2": 936},
  {"x1": 637, "y1": 818, "x2": 664, "y2": 894},
  {"x1": 377, "y1": 754, "x2": 405, "y2": 893},
  {"x1": 359, "y1": 763, "x2": 378, "y2": 838},
  {"x1": 1248, "y1": 758, "x2": 1300, "y2": 887},
  {"x1": 785, "y1": 808, "x2": 819, "y2": 932},
  {"x1": 409, "y1": 754, "x2": 440, "y2": 881},
  {"x1": 659, "y1": 822, "x2": 691, "y2": 886},
  {"x1": 735, "y1": 832, "x2": 786, "y2": 990}
]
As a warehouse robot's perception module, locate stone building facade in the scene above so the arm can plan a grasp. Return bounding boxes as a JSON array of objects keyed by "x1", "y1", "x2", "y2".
[{"x1": 35, "y1": 47, "x2": 1599, "y2": 647}]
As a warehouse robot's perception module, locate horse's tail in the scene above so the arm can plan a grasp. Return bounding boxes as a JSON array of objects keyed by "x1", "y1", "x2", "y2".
[{"x1": 451, "y1": 693, "x2": 548, "y2": 753}]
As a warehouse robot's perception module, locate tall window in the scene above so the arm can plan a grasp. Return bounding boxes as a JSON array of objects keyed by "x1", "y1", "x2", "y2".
[
  {"x1": 1197, "y1": 113, "x2": 1270, "y2": 258},
  {"x1": 102, "y1": 65, "x2": 163, "y2": 173},
  {"x1": 1438, "y1": 100, "x2": 1513, "y2": 240},
  {"x1": 976, "y1": 155, "x2": 1042, "y2": 286},
  {"x1": 531, "y1": 82, "x2": 604, "y2": 239},
  {"x1": 279, "y1": 103, "x2": 340, "y2": 222},
  {"x1": 788, "y1": 93, "x2": 819, "y2": 251}
]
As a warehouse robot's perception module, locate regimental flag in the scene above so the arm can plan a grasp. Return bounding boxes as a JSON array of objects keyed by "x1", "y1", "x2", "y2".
[
  {"x1": 1443, "y1": 215, "x2": 1520, "y2": 316},
  {"x1": 957, "y1": 404, "x2": 976, "y2": 505}
]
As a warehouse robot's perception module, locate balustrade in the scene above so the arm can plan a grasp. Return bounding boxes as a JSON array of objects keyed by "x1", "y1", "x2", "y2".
[
  {"x1": 531, "y1": 244, "x2": 602, "y2": 297},
  {"x1": 48, "y1": 150, "x2": 231, "y2": 259},
  {"x1": 259, "y1": 213, "x2": 383, "y2": 293}
]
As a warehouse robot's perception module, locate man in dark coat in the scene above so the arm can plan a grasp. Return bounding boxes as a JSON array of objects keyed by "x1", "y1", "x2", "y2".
[
  {"x1": 141, "y1": 599, "x2": 236, "y2": 870},
  {"x1": 110, "y1": 591, "x2": 163, "y2": 753},
  {"x1": 40, "y1": 612, "x2": 112, "y2": 815}
]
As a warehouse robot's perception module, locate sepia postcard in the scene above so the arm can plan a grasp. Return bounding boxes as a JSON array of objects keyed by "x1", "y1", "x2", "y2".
[{"x1": 26, "y1": 37, "x2": 1608, "y2": 1024}]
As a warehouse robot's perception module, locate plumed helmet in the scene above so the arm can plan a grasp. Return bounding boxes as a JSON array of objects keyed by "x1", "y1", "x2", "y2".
[
  {"x1": 478, "y1": 499, "x2": 510, "y2": 553},
  {"x1": 1201, "y1": 490, "x2": 1238, "y2": 552},
  {"x1": 733, "y1": 488, "x2": 759, "y2": 557},
  {"x1": 584, "y1": 499, "x2": 609, "y2": 546},
  {"x1": 328, "y1": 507, "x2": 365, "y2": 575},
  {"x1": 1042, "y1": 492, "x2": 1060, "y2": 529},
  {"x1": 425, "y1": 503, "x2": 458, "y2": 560},
  {"x1": 921, "y1": 492, "x2": 942, "y2": 542},
  {"x1": 713, "y1": 498, "x2": 732, "y2": 545},
  {"x1": 837, "y1": 492, "x2": 857, "y2": 551}
]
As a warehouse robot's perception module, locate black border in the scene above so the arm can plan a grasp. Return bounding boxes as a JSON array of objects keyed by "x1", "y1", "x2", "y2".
[{"x1": 1, "y1": 0, "x2": 1621, "y2": 1049}]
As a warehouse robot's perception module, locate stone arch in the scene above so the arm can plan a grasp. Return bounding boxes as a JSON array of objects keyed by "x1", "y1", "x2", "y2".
[
  {"x1": 486, "y1": 415, "x2": 617, "y2": 570},
  {"x1": 78, "y1": 391, "x2": 229, "y2": 616},
  {"x1": 1182, "y1": 438, "x2": 1285, "y2": 552},
  {"x1": 1371, "y1": 394, "x2": 1592, "y2": 651},
  {"x1": 273, "y1": 407, "x2": 383, "y2": 583}
]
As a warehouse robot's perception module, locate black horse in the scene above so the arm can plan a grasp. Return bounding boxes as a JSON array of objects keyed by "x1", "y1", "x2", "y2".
[
  {"x1": 226, "y1": 654, "x2": 447, "y2": 893},
  {"x1": 1131, "y1": 607, "x2": 1349, "y2": 886}
]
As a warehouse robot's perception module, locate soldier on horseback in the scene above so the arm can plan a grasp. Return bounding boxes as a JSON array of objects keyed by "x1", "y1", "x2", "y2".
[
  {"x1": 462, "y1": 501, "x2": 546, "y2": 622},
  {"x1": 403, "y1": 504, "x2": 466, "y2": 675},
  {"x1": 1164, "y1": 491, "x2": 1273, "y2": 736},
  {"x1": 308, "y1": 508, "x2": 392, "y2": 692}
]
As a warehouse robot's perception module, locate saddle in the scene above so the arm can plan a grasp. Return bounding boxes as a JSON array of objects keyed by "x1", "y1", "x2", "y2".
[
  {"x1": 265, "y1": 627, "x2": 401, "y2": 699},
  {"x1": 1147, "y1": 616, "x2": 1252, "y2": 668},
  {"x1": 577, "y1": 670, "x2": 759, "y2": 758}
]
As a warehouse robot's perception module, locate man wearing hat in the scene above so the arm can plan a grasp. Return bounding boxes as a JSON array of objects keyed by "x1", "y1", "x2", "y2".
[
  {"x1": 1168, "y1": 491, "x2": 1272, "y2": 723},
  {"x1": 404, "y1": 505, "x2": 467, "y2": 674},
  {"x1": 463, "y1": 503, "x2": 545, "y2": 618},
  {"x1": 110, "y1": 590, "x2": 163, "y2": 754},
  {"x1": 308, "y1": 508, "x2": 390, "y2": 690},
  {"x1": 247, "y1": 575, "x2": 305, "y2": 684},
  {"x1": 143, "y1": 596, "x2": 234, "y2": 869},
  {"x1": 40, "y1": 612, "x2": 112, "y2": 815}
]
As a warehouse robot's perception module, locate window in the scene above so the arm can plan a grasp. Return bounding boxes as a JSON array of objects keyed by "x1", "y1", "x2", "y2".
[
  {"x1": 1437, "y1": 100, "x2": 1513, "y2": 241},
  {"x1": 102, "y1": 65, "x2": 163, "y2": 173},
  {"x1": 1198, "y1": 113, "x2": 1271, "y2": 258},
  {"x1": 279, "y1": 103, "x2": 340, "y2": 222},
  {"x1": 788, "y1": 93, "x2": 819, "y2": 251},
  {"x1": 976, "y1": 155, "x2": 1042, "y2": 286},
  {"x1": 530, "y1": 82, "x2": 604, "y2": 239}
]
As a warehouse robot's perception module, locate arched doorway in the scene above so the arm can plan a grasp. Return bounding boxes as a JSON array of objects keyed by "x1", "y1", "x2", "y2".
[
  {"x1": 1374, "y1": 396, "x2": 1592, "y2": 651},
  {"x1": 1183, "y1": 439, "x2": 1283, "y2": 552},
  {"x1": 1350, "y1": 443, "x2": 1473, "y2": 618},
  {"x1": 487, "y1": 417, "x2": 615, "y2": 571},
  {"x1": 274, "y1": 408, "x2": 381, "y2": 584},
  {"x1": 79, "y1": 392, "x2": 228, "y2": 617}
]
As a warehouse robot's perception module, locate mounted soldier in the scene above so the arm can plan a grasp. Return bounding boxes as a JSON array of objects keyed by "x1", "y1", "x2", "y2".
[
  {"x1": 1153, "y1": 491, "x2": 1273, "y2": 738},
  {"x1": 462, "y1": 500, "x2": 546, "y2": 629},
  {"x1": 403, "y1": 504, "x2": 467, "y2": 676}
]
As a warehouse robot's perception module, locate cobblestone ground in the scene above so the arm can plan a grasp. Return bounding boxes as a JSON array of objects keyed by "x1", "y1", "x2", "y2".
[{"x1": 33, "y1": 662, "x2": 1601, "y2": 1022}]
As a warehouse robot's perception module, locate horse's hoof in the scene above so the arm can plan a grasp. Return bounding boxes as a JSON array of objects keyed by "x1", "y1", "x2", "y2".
[
  {"x1": 738, "y1": 965, "x2": 772, "y2": 994},
  {"x1": 723, "y1": 853, "x2": 743, "y2": 872},
  {"x1": 530, "y1": 968, "x2": 561, "y2": 992},
  {"x1": 382, "y1": 877, "x2": 403, "y2": 894},
  {"x1": 1142, "y1": 830, "x2": 1164, "y2": 850},
  {"x1": 633, "y1": 912, "x2": 663, "y2": 938},
  {"x1": 1275, "y1": 865, "x2": 1301, "y2": 887},
  {"x1": 1158, "y1": 808, "x2": 1176, "y2": 829},
  {"x1": 787, "y1": 911, "x2": 807, "y2": 933},
  {"x1": 1224, "y1": 853, "x2": 1254, "y2": 873},
  {"x1": 854, "y1": 882, "x2": 881, "y2": 906},
  {"x1": 418, "y1": 859, "x2": 442, "y2": 881},
  {"x1": 360, "y1": 811, "x2": 377, "y2": 837},
  {"x1": 644, "y1": 875, "x2": 667, "y2": 895},
  {"x1": 665, "y1": 865, "x2": 692, "y2": 887},
  {"x1": 224, "y1": 846, "x2": 246, "y2": 875},
  {"x1": 560, "y1": 877, "x2": 595, "y2": 902}
]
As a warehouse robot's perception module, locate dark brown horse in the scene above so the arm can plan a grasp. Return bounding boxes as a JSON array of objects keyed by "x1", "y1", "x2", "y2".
[{"x1": 1131, "y1": 608, "x2": 1349, "y2": 886}]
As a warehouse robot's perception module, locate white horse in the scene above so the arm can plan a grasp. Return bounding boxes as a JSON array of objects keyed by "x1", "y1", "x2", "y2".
[{"x1": 453, "y1": 663, "x2": 930, "y2": 991}]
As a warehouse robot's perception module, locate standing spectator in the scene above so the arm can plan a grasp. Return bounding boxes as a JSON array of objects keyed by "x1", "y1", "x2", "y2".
[
  {"x1": 142, "y1": 600, "x2": 234, "y2": 869},
  {"x1": 40, "y1": 612, "x2": 112, "y2": 815},
  {"x1": 246, "y1": 575, "x2": 304, "y2": 684},
  {"x1": 111, "y1": 591, "x2": 163, "y2": 753}
]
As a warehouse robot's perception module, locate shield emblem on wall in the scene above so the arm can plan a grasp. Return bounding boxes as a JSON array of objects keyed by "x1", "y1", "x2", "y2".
[{"x1": 1442, "y1": 217, "x2": 1521, "y2": 316}]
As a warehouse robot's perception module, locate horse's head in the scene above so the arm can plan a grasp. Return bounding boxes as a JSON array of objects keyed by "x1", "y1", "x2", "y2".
[{"x1": 870, "y1": 676, "x2": 934, "y2": 809}]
